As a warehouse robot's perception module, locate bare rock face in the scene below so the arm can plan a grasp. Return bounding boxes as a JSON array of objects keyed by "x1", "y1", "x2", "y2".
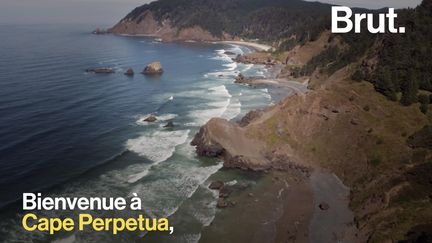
[
  {"x1": 144, "y1": 115, "x2": 157, "y2": 122},
  {"x1": 209, "y1": 181, "x2": 224, "y2": 190},
  {"x1": 124, "y1": 68, "x2": 134, "y2": 76},
  {"x1": 237, "y1": 110, "x2": 263, "y2": 127},
  {"x1": 191, "y1": 118, "x2": 271, "y2": 171},
  {"x1": 191, "y1": 125, "x2": 225, "y2": 157},
  {"x1": 142, "y1": 62, "x2": 163, "y2": 75}
]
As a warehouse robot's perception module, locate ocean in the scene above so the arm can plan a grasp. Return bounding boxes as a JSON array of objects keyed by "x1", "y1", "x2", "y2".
[{"x1": 0, "y1": 24, "x2": 274, "y2": 242}]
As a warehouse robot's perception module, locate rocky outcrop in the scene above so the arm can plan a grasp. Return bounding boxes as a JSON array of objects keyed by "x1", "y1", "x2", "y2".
[
  {"x1": 233, "y1": 54, "x2": 279, "y2": 65},
  {"x1": 209, "y1": 181, "x2": 224, "y2": 190},
  {"x1": 110, "y1": 10, "x2": 233, "y2": 42},
  {"x1": 124, "y1": 68, "x2": 134, "y2": 76},
  {"x1": 86, "y1": 68, "x2": 115, "y2": 74},
  {"x1": 142, "y1": 62, "x2": 163, "y2": 75},
  {"x1": 234, "y1": 73, "x2": 260, "y2": 86},
  {"x1": 144, "y1": 115, "x2": 157, "y2": 122},
  {"x1": 191, "y1": 125, "x2": 225, "y2": 157},
  {"x1": 191, "y1": 118, "x2": 272, "y2": 171},
  {"x1": 237, "y1": 110, "x2": 263, "y2": 127}
]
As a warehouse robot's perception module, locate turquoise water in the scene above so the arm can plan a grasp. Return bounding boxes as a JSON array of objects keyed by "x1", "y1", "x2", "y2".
[{"x1": 0, "y1": 24, "x2": 273, "y2": 242}]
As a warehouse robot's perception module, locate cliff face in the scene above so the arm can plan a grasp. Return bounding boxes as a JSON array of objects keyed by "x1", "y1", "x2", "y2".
[
  {"x1": 191, "y1": 118, "x2": 272, "y2": 171},
  {"x1": 109, "y1": 10, "x2": 232, "y2": 41}
]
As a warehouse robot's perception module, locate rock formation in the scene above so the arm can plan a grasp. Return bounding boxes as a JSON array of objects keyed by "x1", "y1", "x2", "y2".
[
  {"x1": 209, "y1": 181, "x2": 224, "y2": 190},
  {"x1": 144, "y1": 115, "x2": 157, "y2": 122},
  {"x1": 124, "y1": 68, "x2": 134, "y2": 76},
  {"x1": 142, "y1": 62, "x2": 163, "y2": 75},
  {"x1": 86, "y1": 68, "x2": 115, "y2": 74}
]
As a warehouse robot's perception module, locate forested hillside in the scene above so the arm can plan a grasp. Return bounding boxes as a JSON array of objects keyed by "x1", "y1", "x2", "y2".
[{"x1": 121, "y1": 0, "x2": 331, "y2": 48}]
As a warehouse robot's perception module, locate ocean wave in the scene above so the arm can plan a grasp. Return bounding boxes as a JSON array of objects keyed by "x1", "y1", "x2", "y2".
[
  {"x1": 130, "y1": 162, "x2": 222, "y2": 218},
  {"x1": 126, "y1": 130, "x2": 190, "y2": 183},
  {"x1": 204, "y1": 70, "x2": 237, "y2": 78},
  {"x1": 223, "y1": 62, "x2": 237, "y2": 71},
  {"x1": 210, "y1": 49, "x2": 233, "y2": 62},
  {"x1": 222, "y1": 98, "x2": 241, "y2": 120},
  {"x1": 208, "y1": 85, "x2": 232, "y2": 98}
]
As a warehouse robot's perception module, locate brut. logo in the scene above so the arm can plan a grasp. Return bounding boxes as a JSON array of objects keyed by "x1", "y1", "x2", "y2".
[{"x1": 332, "y1": 6, "x2": 406, "y2": 34}]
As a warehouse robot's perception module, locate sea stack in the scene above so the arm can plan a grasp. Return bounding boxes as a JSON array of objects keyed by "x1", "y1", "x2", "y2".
[
  {"x1": 124, "y1": 68, "x2": 134, "y2": 76},
  {"x1": 142, "y1": 61, "x2": 164, "y2": 75}
]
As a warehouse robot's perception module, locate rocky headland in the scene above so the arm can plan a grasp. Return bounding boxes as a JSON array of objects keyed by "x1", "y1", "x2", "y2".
[{"x1": 111, "y1": 0, "x2": 432, "y2": 241}]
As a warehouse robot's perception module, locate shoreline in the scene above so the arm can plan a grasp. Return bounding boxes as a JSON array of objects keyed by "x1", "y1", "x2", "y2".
[
  {"x1": 217, "y1": 40, "x2": 273, "y2": 52},
  {"x1": 111, "y1": 32, "x2": 273, "y2": 52},
  {"x1": 196, "y1": 44, "x2": 358, "y2": 242}
]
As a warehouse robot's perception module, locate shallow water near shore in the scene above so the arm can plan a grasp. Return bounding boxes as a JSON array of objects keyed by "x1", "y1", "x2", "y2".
[{"x1": 0, "y1": 24, "x2": 274, "y2": 242}]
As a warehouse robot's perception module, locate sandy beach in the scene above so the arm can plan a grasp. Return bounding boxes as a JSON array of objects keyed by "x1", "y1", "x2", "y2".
[{"x1": 219, "y1": 40, "x2": 273, "y2": 52}]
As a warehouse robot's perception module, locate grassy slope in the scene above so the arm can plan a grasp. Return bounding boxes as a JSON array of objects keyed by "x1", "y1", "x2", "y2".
[{"x1": 244, "y1": 63, "x2": 432, "y2": 241}]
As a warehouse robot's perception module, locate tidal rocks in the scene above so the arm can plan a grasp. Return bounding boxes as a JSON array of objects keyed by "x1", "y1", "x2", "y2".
[
  {"x1": 224, "y1": 51, "x2": 236, "y2": 55},
  {"x1": 163, "y1": 121, "x2": 175, "y2": 128},
  {"x1": 124, "y1": 68, "x2": 134, "y2": 76},
  {"x1": 217, "y1": 198, "x2": 228, "y2": 208},
  {"x1": 235, "y1": 73, "x2": 246, "y2": 83},
  {"x1": 219, "y1": 186, "x2": 232, "y2": 198},
  {"x1": 142, "y1": 61, "x2": 163, "y2": 75},
  {"x1": 209, "y1": 181, "x2": 224, "y2": 190},
  {"x1": 86, "y1": 68, "x2": 115, "y2": 74},
  {"x1": 234, "y1": 73, "x2": 259, "y2": 86},
  {"x1": 144, "y1": 115, "x2": 157, "y2": 122}
]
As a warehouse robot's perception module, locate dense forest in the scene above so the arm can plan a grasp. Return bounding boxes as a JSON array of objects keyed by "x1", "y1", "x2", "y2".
[
  {"x1": 296, "y1": 1, "x2": 432, "y2": 110},
  {"x1": 122, "y1": 0, "x2": 331, "y2": 47},
  {"x1": 365, "y1": 0, "x2": 432, "y2": 107},
  {"x1": 123, "y1": 0, "x2": 432, "y2": 110}
]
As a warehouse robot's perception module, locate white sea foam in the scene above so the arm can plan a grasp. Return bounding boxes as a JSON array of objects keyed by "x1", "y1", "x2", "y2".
[
  {"x1": 205, "y1": 70, "x2": 237, "y2": 78},
  {"x1": 223, "y1": 62, "x2": 237, "y2": 71},
  {"x1": 210, "y1": 49, "x2": 233, "y2": 62},
  {"x1": 208, "y1": 85, "x2": 232, "y2": 98},
  {"x1": 227, "y1": 44, "x2": 244, "y2": 55},
  {"x1": 222, "y1": 99, "x2": 241, "y2": 121},
  {"x1": 261, "y1": 88, "x2": 272, "y2": 100},
  {"x1": 242, "y1": 64, "x2": 254, "y2": 72},
  {"x1": 126, "y1": 130, "x2": 189, "y2": 162},
  {"x1": 126, "y1": 130, "x2": 190, "y2": 183},
  {"x1": 130, "y1": 162, "x2": 223, "y2": 218}
]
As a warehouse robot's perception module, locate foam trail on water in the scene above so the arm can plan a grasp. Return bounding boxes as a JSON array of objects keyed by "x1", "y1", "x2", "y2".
[
  {"x1": 209, "y1": 85, "x2": 232, "y2": 98},
  {"x1": 126, "y1": 130, "x2": 190, "y2": 183}
]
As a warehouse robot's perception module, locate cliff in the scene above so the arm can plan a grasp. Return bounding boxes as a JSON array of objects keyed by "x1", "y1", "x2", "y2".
[
  {"x1": 192, "y1": 64, "x2": 432, "y2": 241},
  {"x1": 110, "y1": 10, "x2": 232, "y2": 41},
  {"x1": 109, "y1": 0, "x2": 331, "y2": 44}
]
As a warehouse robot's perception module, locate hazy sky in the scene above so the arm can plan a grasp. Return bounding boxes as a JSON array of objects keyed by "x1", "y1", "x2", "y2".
[
  {"x1": 306, "y1": 0, "x2": 422, "y2": 9},
  {"x1": 0, "y1": 0, "x2": 153, "y2": 25},
  {"x1": 0, "y1": 0, "x2": 423, "y2": 25}
]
